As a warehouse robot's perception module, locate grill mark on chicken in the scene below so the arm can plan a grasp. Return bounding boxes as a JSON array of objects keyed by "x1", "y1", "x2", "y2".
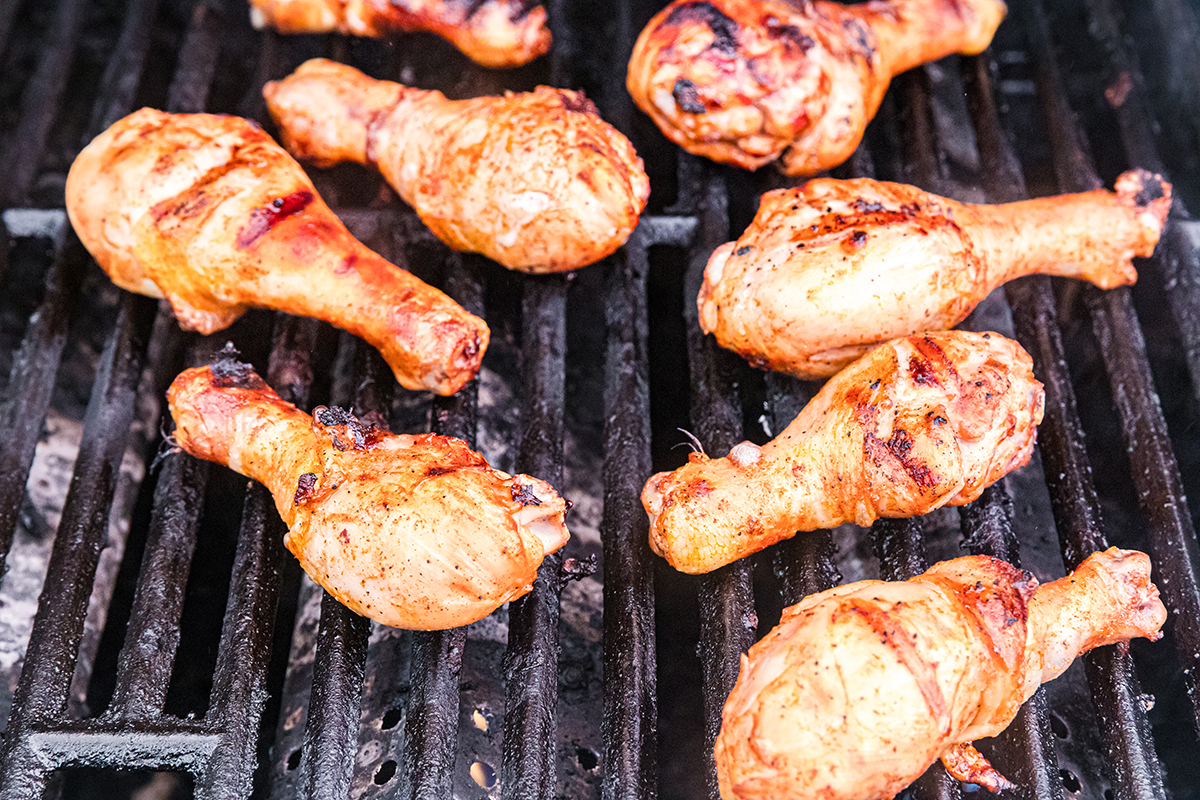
[
  {"x1": 840, "y1": 17, "x2": 876, "y2": 60},
  {"x1": 842, "y1": 598, "x2": 949, "y2": 724},
  {"x1": 672, "y1": 78, "x2": 706, "y2": 114},
  {"x1": 661, "y1": 1, "x2": 739, "y2": 54},
  {"x1": 238, "y1": 189, "x2": 315, "y2": 248},
  {"x1": 870, "y1": 426, "x2": 941, "y2": 489},
  {"x1": 947, "y1": 563, "x2": 1036, "y2": 673},
  {"x1": 763, "y1": 15, "x2": 814, "y2": 50}
]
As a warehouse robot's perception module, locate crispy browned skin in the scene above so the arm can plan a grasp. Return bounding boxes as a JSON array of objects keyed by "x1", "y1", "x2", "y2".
[
  {"x1": 627, "y1": 0, "x2": 1006, "y2": 174},
  {"x1": 168, "y1": 361, "x2": 570, "y2": 630},
  {"x1": 264, "y1": 59, "x2": 650, "y2": 274},
  {"x1": 715, "y1": 548, "x2": 1166, "y2": 800},
  {"x1": 700, "y1": 170, "x2": 1172, "y2": 378},
  {"x1": 641, "y1": 331, "x2": 1043, "y2": 574},
  {"x1": 65, "y1": 108, "x2": 488, "y2": 396},
  {"x1": 247, "y1": 0, "x2": 550, "y2": 68}
]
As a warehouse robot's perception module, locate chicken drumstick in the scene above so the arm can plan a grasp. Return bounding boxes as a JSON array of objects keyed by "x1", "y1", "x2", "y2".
[
  {"x1": 701, "y1": 170, "x2": 1172, "y2": 379},
  {"x1": 627, "y1": 0, "x2": 1006, "y2": 174},
  {"x1": 264, "y1": 59, "x2": 650, "y2": 274},
  {"x1": 247, "y1": 0, "x2": 551, "y2": 68},
  {"x1": 168, "y1": 360, "x2": 570, "y2": 630},
  {"x1": 66, "y1": 108, "x2": 488, "y2": 396},
  {"x1": 716, "y1": 547, "x2": 1166, "y2": 800},
  {"x1": 642, "y1": 331, "x2": 1044, "y2": 574}
]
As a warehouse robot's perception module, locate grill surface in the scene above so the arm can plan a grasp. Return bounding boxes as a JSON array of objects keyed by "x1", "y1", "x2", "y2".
[{"x1": 1, "y1": 0, "x2": 1199, "y2": 798}]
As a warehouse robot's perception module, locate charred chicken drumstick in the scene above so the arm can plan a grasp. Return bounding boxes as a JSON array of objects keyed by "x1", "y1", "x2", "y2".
[
  {"x1": 65, "y1": 108, "x2": 488, "y2": 396},
  {"x1": 716, "y1": 547, "x2": 1167, "y2": 800},
  {"x1": 642, "y1": 331, "x2": 1043, "y2": 574},
  {"x1": 247, "y1": 0, "x2": 550, "y2": 68},
  {"x1": 168, "y1": 360, "x2": 570, "y2": 630},
  {"x1": 701, "y1": 170, "x2": 1172, "y2": 379},
  {"x1": 627, "y1": 0, "x2": 1006, "y2": 174},
  {"x1": 264, "y1": 59, "x2": 650, "y2": 274}
]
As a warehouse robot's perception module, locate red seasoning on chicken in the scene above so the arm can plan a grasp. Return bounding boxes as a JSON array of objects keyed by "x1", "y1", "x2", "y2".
[
  {"x1": 627, "y1": 0, "x2": 1006, "y2": 174},
  {"x1": 264, "y1": 59, "x2": 650, "y2": 274},
  {"x1": 65, "y1": 108, "x2": 487, "y2": 396},
  {"x1": 701, "y1": 170, "x2": 1172, "y2": 379},
  {"x1": 716, "y1": 548, "x2": 1167, "y2": 800},
  {"x1": 168, "y1": 360, "x2": 570, "y2": 630},
  {"x1": 642, "y1": 331, "x2": 1043, "y2": 574},
  {"x1": 247, "y1": 0, "x2": 551, "y2": 68}
]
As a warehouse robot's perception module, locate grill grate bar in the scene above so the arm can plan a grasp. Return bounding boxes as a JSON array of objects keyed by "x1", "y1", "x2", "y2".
[
  {"x1": 1019, "y1": 0, "x2": 1200, "y2": 738},
  {"x1": 0, "y1": 292, "x2": 158, "y2": 798},
  {"x1": 681, "y1": 164, "x2": 757, "y2": 800},
  {"x1": 87, "y1": 0, "x2": 164, "y2": 136},
  {"x1": 26, "y1": 728, "x2": 218, "y2": 771},
  {"x1": 871, "y1": 520, "x2": 961, "y2": 800},
  {"x1": 972, "y1": 5, "x2": 1169, "y2": 794},
  {"x1": 402, "y1": 254, "x2": 483, "y2": 800},
  {"x1": 298, "y1": 334, "x2": 386, "y2": 800},
  {"x1": 601, "y1": 235, "x2": 658, "y2": 800},
  {"x1": 200, "y1": 315, "x2": 320, "y2": 799},
  {"x1": 0, "y1": 237, "x2": 87, "y2": 577},
  {"x1": 0, "y1": 0, "x2": 87, "y2": 207},
  {"x1": 106, "y1": 450, "x2": 209, "y2": 721},
  {"x1": 906, "y1": 52, "x2": 1065, "y2": 799},
  {"x1": 501, "y1": 274, "x2": 568, "y2": 800}
]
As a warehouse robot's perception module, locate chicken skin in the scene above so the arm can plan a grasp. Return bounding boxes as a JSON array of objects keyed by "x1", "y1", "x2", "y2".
[
  {"x1": 167, "y1": 360, "x2": 570, "y2": 630},
  {"x1": 264, "y1": 59, "x2": 650, "y2": 274},
  {"x1": 642, "y1": 331, "x2": 1043, "y2": 574},
  {"x1": 701, "y1": 170, "x2": 1172, "y2": 379},
  {"x1": 627, "y1": 0, "x2": 1006, "y2": 174},
  {"x1": 247, "y1": 0, "x2": 550, "y2": 68},
  {"x1": 65, "y1": 108, "x2": 488, "y2": 396},
  {"x1": 715, "y1": 547, "x2": 1167, "y2": 800}
]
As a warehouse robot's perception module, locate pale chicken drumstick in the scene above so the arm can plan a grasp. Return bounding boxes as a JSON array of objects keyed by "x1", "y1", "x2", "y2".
[
  {"x1": 642, "y1": 331, "x2": 1043, "y2": 574},
  {"x1": 168, "y1": 360, "x2": 570, "y2": 630},
  {"x1": 66, "y1": 108, "x2": 488, "y2": 396},
  {"x1": 247, "y1": 0, "x2": 550, "y2": 68},
  {"x1": 701, "y1": 170, "x2": 1172, "y2": 379},
  {"x1": 627, "y1": 0, "x2": 1005, "y2": 174},
  {"x1": 716, "y1": 547, "x2": 1167, "y2": 800},
  {"x1": 264, "y1": 59, "x2": 650, "y2": 274}
]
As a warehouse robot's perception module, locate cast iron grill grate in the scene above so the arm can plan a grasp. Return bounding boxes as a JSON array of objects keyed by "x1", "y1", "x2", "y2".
[{"x1": 0, "y1": 0, "x2": 1198, "y2": 798}]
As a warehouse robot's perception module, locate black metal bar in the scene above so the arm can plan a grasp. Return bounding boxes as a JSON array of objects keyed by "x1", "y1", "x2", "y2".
[
  {"x1": 87, "y1": 0, "x2": 164, "y2": 136},
  {"x1": 107, "y1": 451, "x2": 209, "y2": 721},
  {"x1": 501, "y1": 273, "x2": 568, "y2": 800},
  {"x1": 1018, "y1": 0, "x2": 1200, "y2": 742},
  {"x1": 600, "y1": 236, "x2": 657, "y2": 800},
  {"x1": 0, "y1": 237, "x2": 87, "y2": 577},
  {"x1": 680, "y1": 164, "x2": 756, "y2": 800},
  {"x1": 300, "y1": 593, "x2": 371, "y2": 800},
  {"x1": 0, "y1": 0, "x2": 87, "y2": 206},
  {"x1": 200, "y1": 315, "x2": 320, "y2": 800},
  {"x1": 403, "y1": 254, "x2": 482, "y2": 800},
  {"x1": 0, "y1": 292, "x2": 158, "y2": 799},
  {"x1": 25, "y1": 727, "x2": 218, "y2": 771}
]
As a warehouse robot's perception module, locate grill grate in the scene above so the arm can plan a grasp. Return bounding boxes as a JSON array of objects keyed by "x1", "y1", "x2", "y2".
[{"x1": 1, "y1": 0, "x2": 1199, "y2": 798}]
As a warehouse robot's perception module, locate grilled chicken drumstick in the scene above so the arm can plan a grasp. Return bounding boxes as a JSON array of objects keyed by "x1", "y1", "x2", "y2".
[
  {"x1": 701, "y1": 170, "x2": 1172, "y2": 379},
  {"x1": 627, "y1": 0, "x2": 1006, "y2": 174},
  {"x1": 716, "y1": 547, "x2": 1167, "y2": 800},
  {"x1": 264, "y1": 59, "x2": 650, "y2": 274},
  {"x1": 247, "y1": 0, "x2": 551, "y2": 68},
  {"x1": 168, "y1": 360, "x2": 570, "y2": 630},
  {"x1": 642, "y1": 331, "x2": 1043, "y2": 574},
  {"x1": 66, "y1": 108, "x2": 488, "y2": 396}
]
